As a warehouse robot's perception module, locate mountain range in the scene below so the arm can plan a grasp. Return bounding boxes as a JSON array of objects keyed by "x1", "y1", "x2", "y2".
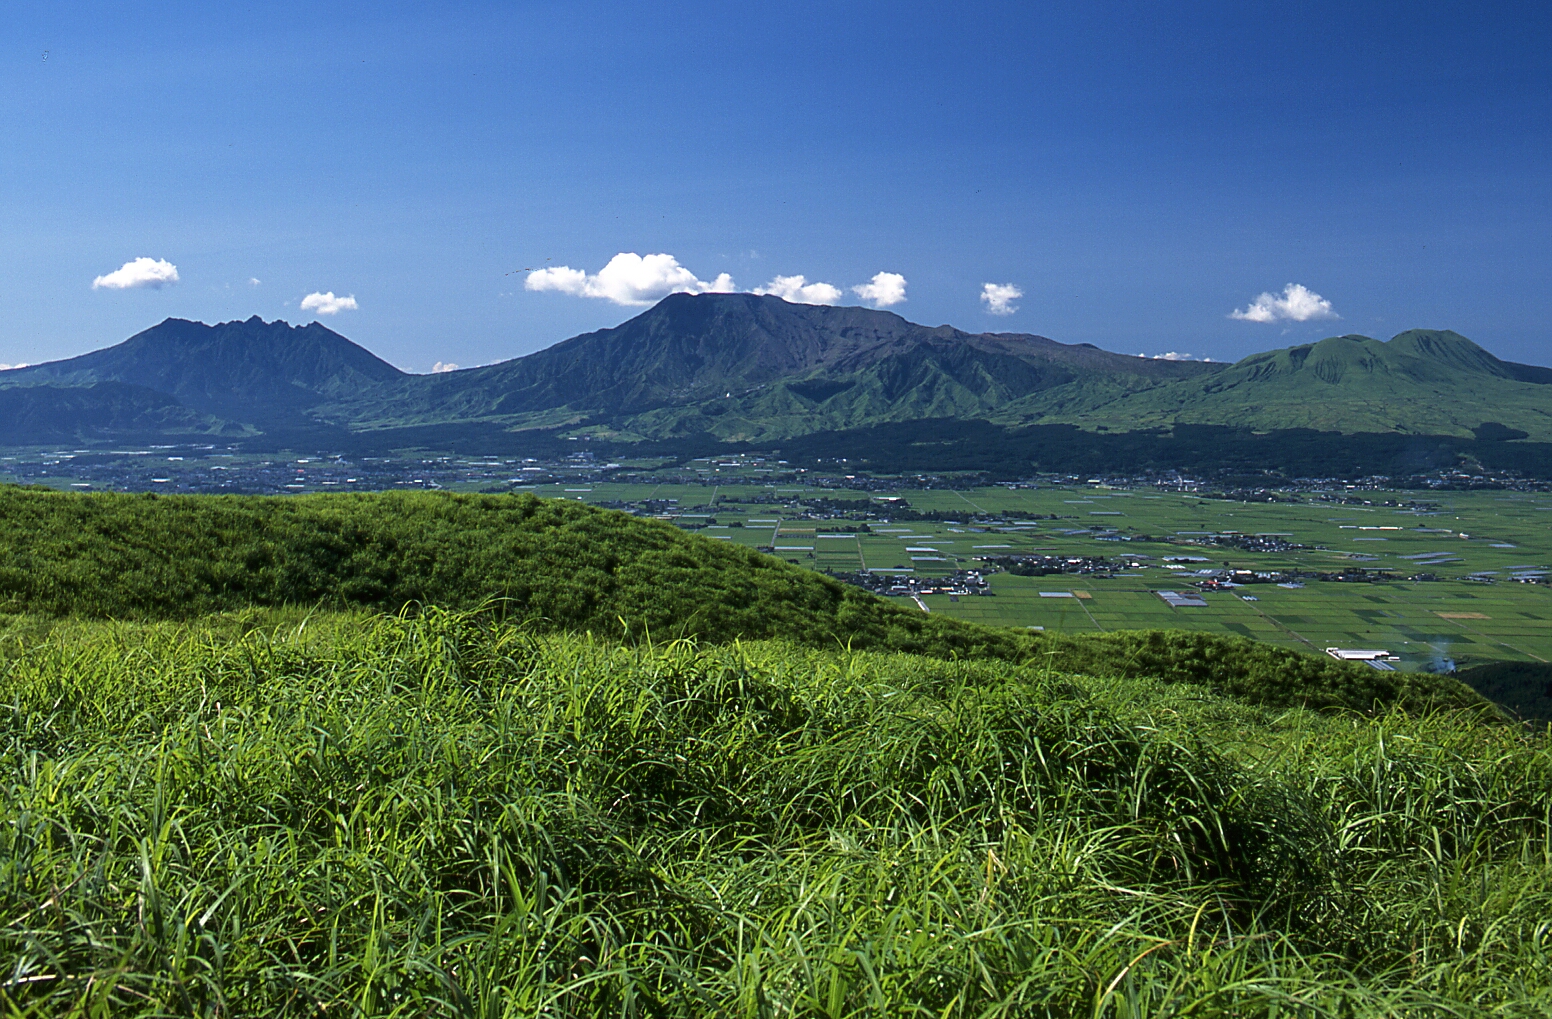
[{"x1": 1, "y1": 293, "x2": 1548, "y2": 452}]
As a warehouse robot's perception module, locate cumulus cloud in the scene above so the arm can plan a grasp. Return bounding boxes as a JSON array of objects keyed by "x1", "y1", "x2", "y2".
[
  {"x1": 92, "y1": 257, "x2": 179, "y2": 290},
  {"x1": 0, "y1": 363, "x2": 27, "y2": 371},
  {"x1": 1152, "y1": 352, "x2": 1196, "y2": 360},
  {"x1": 753, "y1": 274, "x2": 843, "y2": 305},
  {"x1": 852, "y1": 272, "x2": 907, "y2": 308},
  {"x1": 980, "y1": 282, "x2": 1022, "y2": 316},
  {"x1": 1231, "y1": 283, "x2": 1337, "y2": 323},
  {"x1": 248, "y1": 277, "x2": 262, "y2": 287},
  {"x1": 300, "y1": 291, "x2": 359, "y2": 315},
  {"x1": 525, "y1": 252, "x2": 735, "y2": 306},
  {"x1": 431, "y1": 361, "x2": 459, "y2": 373}
]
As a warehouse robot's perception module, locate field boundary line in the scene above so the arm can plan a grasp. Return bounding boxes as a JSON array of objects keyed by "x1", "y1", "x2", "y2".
[{"x1": 953, "y1": 490, "x2": 989, "y2": 514}]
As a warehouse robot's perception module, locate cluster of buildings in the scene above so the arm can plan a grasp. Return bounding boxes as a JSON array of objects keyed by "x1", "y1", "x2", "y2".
[
  {"x1": 839, "y1": 569, "x2": 993, "y2": 599},
  {"x1": 1185, "y1": 532, "x2": 1308, "y2": 554},
  {"x1": 977, "y1": 553, "x2": 1149, "y2": 578}
]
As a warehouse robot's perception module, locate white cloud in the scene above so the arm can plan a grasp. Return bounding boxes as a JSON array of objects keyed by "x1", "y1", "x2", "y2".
[
  {"x1": 431, "y1": 361, "x2": 459, "y2": 373},
  {"x1": 1231, "y1": 283, "x2": 1338, "y2": 323},
  {"x1": 1152, "y1": 352, "x2": 1195, "y2": 360},
  {"x1": 248, "y1": 277, "x2": 262, "y2": 287},
  {"x1": 753, "y1": 274, "x2": 843, "y2": 305},
  {"x1": 525, "y1": 252, "x2": 735, "y2": 306},
  {"x1": 92, "y1": 257, "x2": 179, "y2": 290},
  {"x1": 852, "y1": 271, "x2": 907, "y2": 308},
  {"x1": 300, "y1": 291, "x2": 359, "y2": 315},
  {"x1": 980, "y1": 282, "x2": 1022, "y2": 316},
  {"x1": 0, "y1": 363, "x2": 27, "y2": 371}
]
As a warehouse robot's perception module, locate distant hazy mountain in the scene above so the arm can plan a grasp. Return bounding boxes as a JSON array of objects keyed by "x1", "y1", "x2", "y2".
[
  {"x1": 4, "y1": 316, "x2": 405, "y2": 429},
  {"x1": 1, "y1": 296, "x2": 1547, "y2": 449}
]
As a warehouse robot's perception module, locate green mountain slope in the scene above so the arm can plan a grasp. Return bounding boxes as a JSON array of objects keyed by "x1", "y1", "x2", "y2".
[
  {"x1": 324, "y1": 293, "x2": 1216, "y2": 438},
  {"x1": 323, "y1": 311, "x2": 1552, "y2": 444},
  {"x1": 0, "y1": 381, "x2": 244, "y2": 442},
  {"x1": 607, "y1": 320, "x2": 1212, "y2": 441},
  {"x1": 1054, "y1": 330, "x2": 1552, "y2": 440}
]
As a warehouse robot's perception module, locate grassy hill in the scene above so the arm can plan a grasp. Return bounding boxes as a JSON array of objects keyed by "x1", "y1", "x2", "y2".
[
  {"x1": 1, "y1": 610, "x2": 1546, "y2": 1015},
  {"x1": 1056, "y1": 330, "x2": 1552, "y2": 441},
  {"x1": 0, "y1": 487, "x2": 1544, "y2": 1014},
  {"x1": 0, "y1": 488, "x2": 1482, "y2": 715}
]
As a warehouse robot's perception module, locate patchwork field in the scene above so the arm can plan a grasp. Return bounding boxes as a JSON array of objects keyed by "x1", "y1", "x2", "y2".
[{"x1": 552, "y1": 480, "x2": 1552, "y2": 672}]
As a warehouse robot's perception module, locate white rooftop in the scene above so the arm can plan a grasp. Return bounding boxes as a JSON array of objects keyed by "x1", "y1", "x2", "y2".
[{"x1": 1325, "y1": 648, "x2": 1395, "y2": 660}]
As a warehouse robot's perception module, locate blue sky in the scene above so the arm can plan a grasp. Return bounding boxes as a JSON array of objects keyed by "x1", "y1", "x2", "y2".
[{"x1": 3, "y1": 1, "x2": 1548, "y2": 372}]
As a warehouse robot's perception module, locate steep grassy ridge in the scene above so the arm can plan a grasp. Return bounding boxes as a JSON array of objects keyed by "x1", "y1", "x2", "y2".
[
  {"x1": 0, "y1": 488, "x2": 1483, "y2": 714},
  {"x1": 1, "y1": 612, "x2": 1546, "y2": 1015}
]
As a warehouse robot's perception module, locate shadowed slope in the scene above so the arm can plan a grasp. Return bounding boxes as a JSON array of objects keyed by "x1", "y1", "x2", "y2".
[{"x1": 0, "y1": 382, "x2": 243, "y2": 442}]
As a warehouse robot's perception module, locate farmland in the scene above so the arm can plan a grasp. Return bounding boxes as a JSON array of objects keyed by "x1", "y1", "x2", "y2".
[{"x1": 556, "y1": 479, "x2": 1552, "y2": 672}]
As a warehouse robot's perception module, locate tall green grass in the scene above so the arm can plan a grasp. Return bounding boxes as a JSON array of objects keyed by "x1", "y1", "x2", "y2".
[
  {"x1": 2, "y1": 610, "x2": 1546, "y2": 1015},
  {"x1": 0, "y1": 489, "x2": 1486, "y2": 716}
]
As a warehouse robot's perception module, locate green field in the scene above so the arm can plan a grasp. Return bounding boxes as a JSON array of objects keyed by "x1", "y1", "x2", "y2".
[{"x1": 555, "y1": 480, "x2": 1552, "y2": 671}]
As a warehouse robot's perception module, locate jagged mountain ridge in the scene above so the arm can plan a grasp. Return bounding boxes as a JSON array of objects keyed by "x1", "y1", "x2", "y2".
[
  {"x1": 0, "y1": 295, "x2": 1548, "y2": 447},
  {"x1": 321, "y1": 293, "x2": 1217, "y2": 433},
  {"x1": 4, "y1": 316, "x2": 405, "y2": 428}
]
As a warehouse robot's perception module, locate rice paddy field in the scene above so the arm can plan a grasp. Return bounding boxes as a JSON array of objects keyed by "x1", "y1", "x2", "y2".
[{"x1": 553, "y1": 480, "x2": 1552, "y2": 672}]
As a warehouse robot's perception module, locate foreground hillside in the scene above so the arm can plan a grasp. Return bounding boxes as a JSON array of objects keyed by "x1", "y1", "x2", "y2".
[
  {"x1": 0, "y1": 488, "x2": 1482, "y2": 715},
  {"x1": 1, "y1": 611, "x2": 1546, "y2": 1015}
]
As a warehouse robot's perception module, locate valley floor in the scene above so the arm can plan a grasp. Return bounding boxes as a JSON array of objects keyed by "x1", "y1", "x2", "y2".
[{"x1": 575, "y1": 481, "x2": 1552, "y2": 673}]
